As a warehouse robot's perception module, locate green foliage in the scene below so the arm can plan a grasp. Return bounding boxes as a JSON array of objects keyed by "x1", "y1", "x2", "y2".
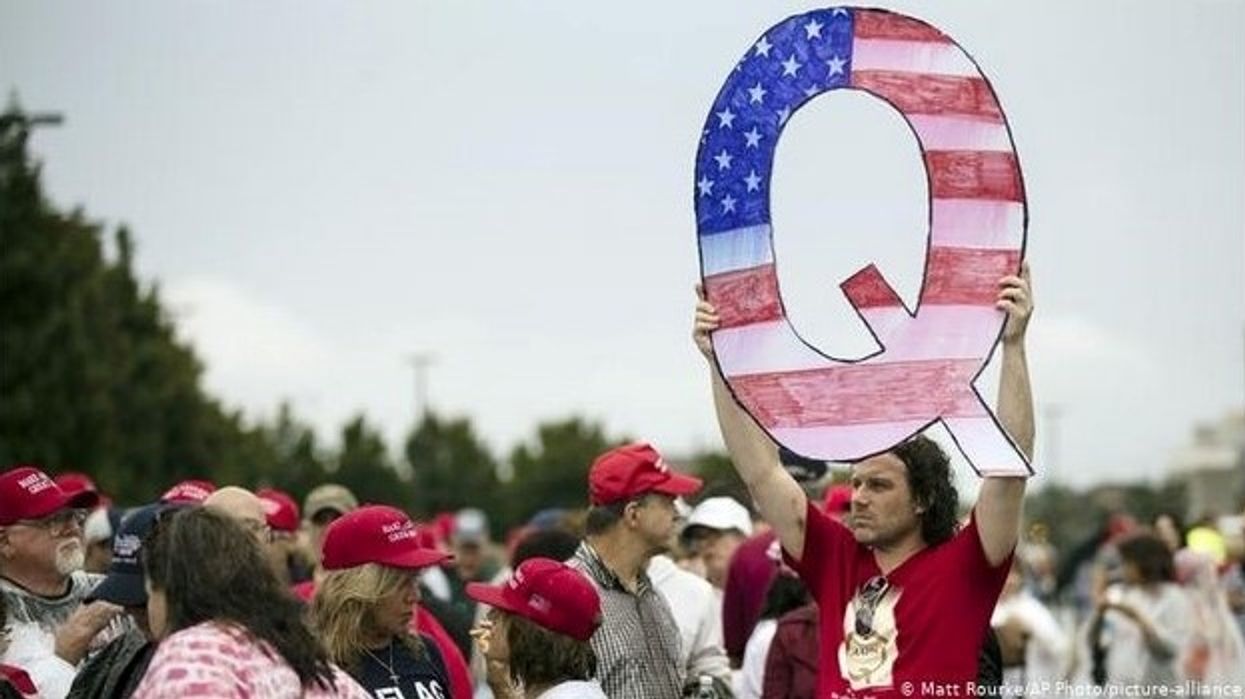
[
  {"x1": 0, "y1": 105, "x2": 273, "y2": 502},
  {"x1": 685, "y1": 450, "x2": 750, "y2": 509},
  {"x1": 331, "y1": 415, "x2": 409, "y2": 510},
  {"x1": 501, "y1": 417, "x2": 624, "y2": 529},
  {"x1": 1024, "y1": 480, "x2": 1188, "y2": 552},
  {"x1": 404, "y1": 413, "x2": 499, "y2": 524},
  {"x1": 252, "y1": 402, "x2": 329, "y2": 496}
]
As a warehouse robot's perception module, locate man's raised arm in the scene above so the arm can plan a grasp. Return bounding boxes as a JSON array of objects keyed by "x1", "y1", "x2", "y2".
[
  {"x1": 694, "y1": 289, "x2": 810, "y2": 560},
  {"x1": 975, "y1": 262, "x2": 1035, "y2": 566}
]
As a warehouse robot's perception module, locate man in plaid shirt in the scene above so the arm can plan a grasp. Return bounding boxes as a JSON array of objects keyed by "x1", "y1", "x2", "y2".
[{"x1": 569, "y1": 443, "x2": 703, "y2": 699}]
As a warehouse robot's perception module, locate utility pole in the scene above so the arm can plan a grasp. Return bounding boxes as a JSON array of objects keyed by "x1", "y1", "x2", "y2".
[
  {"x1": 1, "y1": 91, "x2": 64, "y2": 166},
  {"x1": 407, "y1": 352, "x2": 436, "y2": 424},
  {"x1": 1043, "y1": 403, "x2": 1064, "y2": 488}
]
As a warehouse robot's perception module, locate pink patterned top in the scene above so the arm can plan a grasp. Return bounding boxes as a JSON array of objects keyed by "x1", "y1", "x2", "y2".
[{"x1": 132, "y1": 622, "x2": 370, "y2": 699}]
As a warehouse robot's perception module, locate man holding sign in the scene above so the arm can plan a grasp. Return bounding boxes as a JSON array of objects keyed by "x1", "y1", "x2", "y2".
[{"x1": 692, "y1": 263, "x2": 1033, "y2": 697}]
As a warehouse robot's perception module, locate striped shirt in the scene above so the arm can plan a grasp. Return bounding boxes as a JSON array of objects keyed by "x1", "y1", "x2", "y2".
[{"x1": 569, "y1": 542, "x2": 684, "y2": 699}]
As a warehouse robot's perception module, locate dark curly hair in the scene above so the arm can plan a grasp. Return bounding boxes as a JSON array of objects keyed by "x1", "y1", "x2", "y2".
[
  {"x1": 1116, "y1": 531, "x2": 1174, "y2": 583},
  {"x1": 890, "y1": 435, "x2": 959, "y2": 546},
  {"x1": 142, "y1": 506, "x2": 337, "y2": 691},
  {"x1": 506, "y1": 613, "x2": 597, "y2": 688}
]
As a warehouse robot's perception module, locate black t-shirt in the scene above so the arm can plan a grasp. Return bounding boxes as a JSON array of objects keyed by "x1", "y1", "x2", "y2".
[{"x1": 353, "y1": 635, "x2": 450, "y2": 699}]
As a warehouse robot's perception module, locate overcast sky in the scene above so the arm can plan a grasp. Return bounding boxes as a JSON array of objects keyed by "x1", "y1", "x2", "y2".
[{"x1": 3, "y1": 1, "x2": 1242, "y2": 491}]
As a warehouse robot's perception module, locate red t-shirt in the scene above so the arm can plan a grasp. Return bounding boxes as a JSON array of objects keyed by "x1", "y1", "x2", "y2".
[{"x1": 786, "y1": 501, "x2": 1010, "y2": 698}]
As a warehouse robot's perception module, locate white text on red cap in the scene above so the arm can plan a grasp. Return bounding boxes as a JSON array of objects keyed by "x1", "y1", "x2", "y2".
[
  {"x1": 383, "y1": 520, "x2": 417, "y2": 543},
  {"x1": 18, "y1": 472, "x2": 54, "y2": 495}
]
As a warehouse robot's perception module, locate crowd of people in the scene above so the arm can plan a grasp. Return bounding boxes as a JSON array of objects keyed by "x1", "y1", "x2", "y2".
[{"x1": 0, "y1": 268, "x2": 1242, "y2": 698}]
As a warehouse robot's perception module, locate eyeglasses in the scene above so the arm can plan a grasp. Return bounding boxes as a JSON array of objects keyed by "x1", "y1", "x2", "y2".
[
  {"x1": 11, "y1": 508, "x2": 88, "y2": 532},
  {"x1": 854, "y1": 575, "x2": 890, "y2": 638}
]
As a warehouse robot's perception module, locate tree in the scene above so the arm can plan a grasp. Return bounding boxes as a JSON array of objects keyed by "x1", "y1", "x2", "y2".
[
  {"x1": 0, "y1": 103, "x2": 282, "y2": 502},
  {"x1": 685, "y1": 450, "x2": 751, "y2": 510},
  {"x1": 500, "y1": 417, "x2": 625, "y2": 530},
  {"x1": 403, "y1": 412, "x2": 499, "y2": 525},
  {"x1": 332, "y1": 414, "x2": 410, "y2": 510},
  {"x1": 252, "y1": 402, "x2": 328, "y2": 497}
]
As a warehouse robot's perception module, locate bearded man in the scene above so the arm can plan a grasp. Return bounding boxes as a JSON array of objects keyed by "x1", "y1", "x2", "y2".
[{"x1": 0, "y1": 466, "x2": 121, "y2": 674}]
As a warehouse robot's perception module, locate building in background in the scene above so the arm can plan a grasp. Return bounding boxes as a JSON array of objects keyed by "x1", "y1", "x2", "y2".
[{"x1": 1169, "y1": 411, "x2": 1245, "y2": 522}]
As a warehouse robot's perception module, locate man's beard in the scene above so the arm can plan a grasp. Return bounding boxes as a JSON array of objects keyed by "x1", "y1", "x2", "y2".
[{"x1": 54, "y1": 539, "x2": 85, "y2": 575}]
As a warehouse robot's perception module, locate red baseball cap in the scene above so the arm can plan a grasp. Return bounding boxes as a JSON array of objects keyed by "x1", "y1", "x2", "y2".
[
  {"x1": 823, "y1": 484, "x2": 852, "y2": 514},
  {"x1": 321, "y1": 505, "x2": 451, "y2": 571},
  {"x1": 588, "y1": 443, "x2": 702, "y2": 506},
  {"x1": 257, "y1": 488, "x2": 300, "y2": 532},
  {"x1": 0, "y1": 466, "x2": 100, "y2": 526},
  {"x1": 54, "y1": 472, "x2": 97, "y2": 496},
  {"x1": 467, "y1": 557, "x2": 601, "y2": 642},
  {"x1": 55, "y1": 471, "x2": 110, "y2": 509},
  {"x1": 160, "y1": 479, "x2": 216, "y2": 505}
]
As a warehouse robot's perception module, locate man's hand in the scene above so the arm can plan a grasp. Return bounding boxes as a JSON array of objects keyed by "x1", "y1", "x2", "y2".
[
  {"x1": 54, "y1": 601, "x2": 122, "y2": 666},
  {"x1": 692, "y1": 283, "x2": 718, "y2": 363},
  {"x1": 998, "y1": 261, "x2": 1033, "y2": 346}
]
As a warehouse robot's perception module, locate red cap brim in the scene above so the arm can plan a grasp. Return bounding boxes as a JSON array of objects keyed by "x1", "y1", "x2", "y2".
[
  {"x1": 67, "y1": 490, "x2": 100, "y2": 511},
  {"x1": 379, "y1": 548, "x2": 451, "y2": 571},
  {"x1": 652, "y1": 472, "x2": 703, "y2": 497},
  {"x1": 25, "y1": 489, "x2": 101, "y2": 522},
  {"x1": 465, "y1": 582, "x2": 520, "y2": 615}
]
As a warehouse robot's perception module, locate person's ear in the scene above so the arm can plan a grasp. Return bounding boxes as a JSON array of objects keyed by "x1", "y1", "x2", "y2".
[{"x1": 623, "y1": 500, "x2": 643, "y2": 527}]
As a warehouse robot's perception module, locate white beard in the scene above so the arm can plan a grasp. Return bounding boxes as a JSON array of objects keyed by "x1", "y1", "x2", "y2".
[{"x1": 54, "y1": 540, "x2": 85, "y2": 575}]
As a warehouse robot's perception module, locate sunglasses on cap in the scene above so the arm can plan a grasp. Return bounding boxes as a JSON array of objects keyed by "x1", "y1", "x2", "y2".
[{"x1": 854, "y1": 575, "x2": 890, "y2": 638}]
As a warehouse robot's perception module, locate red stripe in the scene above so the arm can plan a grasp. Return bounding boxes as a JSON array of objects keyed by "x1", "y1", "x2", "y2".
[
  {"x1": 851, "y1": 72, "x2": 1002, "y2": 123},
  {"x1": 704, "y1": 264, "x2": 783, "y2": 329},
  {"x1": 923, "y1": 246, "x2": 1021, "y2": 305},
  {"x1": 842, "y1": 264, "x2": 904, "y2": 309},
  {"x1": 732, "y1": 359, "x2": 986, "y2": 428},
  {"x1": 853, "y1": 9, "x2": 951, "y2": 43},
  {"x1": 927, "y1": 151, "x2": 1022, "y2": 201}
]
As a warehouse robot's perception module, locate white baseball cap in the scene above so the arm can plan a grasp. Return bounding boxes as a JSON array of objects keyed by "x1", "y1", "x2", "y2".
[{"x1": 685, "y1": 497, "x2": 753, "y2": 536}]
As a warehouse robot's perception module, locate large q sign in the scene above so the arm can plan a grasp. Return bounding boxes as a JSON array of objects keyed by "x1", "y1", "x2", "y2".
[{"x1": 696, "y1": 7, "x2": 1031, "y2": 477}]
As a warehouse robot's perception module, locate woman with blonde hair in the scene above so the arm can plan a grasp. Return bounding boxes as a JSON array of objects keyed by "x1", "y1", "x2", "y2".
[{"x1": 311, "y1": 505, "x2": 453, "y2": 697}]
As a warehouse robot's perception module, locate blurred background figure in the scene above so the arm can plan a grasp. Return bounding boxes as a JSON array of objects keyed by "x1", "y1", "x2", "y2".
[
  {"x1": 432, "y1": 508, "x2": 500, "y2": 661},
  {"x1": 650, "y1": 500, "x2": 732, "y2": 692},
  {"x1": 157, "y1": 480, "x2": 215, "y2": 506},
  {"x1": 257, "y1": 488, "x2": 313, "y2": 585},
  {"x1": 682, "y1": 497, "x2": 751, "y2": 592},
  {"x1": 990, "y1": 557, "x2": 1068, "y2": 698},
  {"x1": 79, "y1": 509, "x2": 120, "y2": 576},
  {"x1": 1173, "y1": 549, "x2": 1245, "y2": 688},
  {"x1": 735, "y1": 541, "x2": 810, "y2": 699},
  {"x1": 301, "y1": 483, "x2": 358, "y2": 568},
  {"x1": 1084, "y1": 531, "x2": 1191, "y2": 689}
]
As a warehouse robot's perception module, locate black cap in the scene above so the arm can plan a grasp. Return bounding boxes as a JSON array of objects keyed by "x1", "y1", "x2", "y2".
[{"x1": 88, "y1": 503, "x2": 166, "y2": 607}]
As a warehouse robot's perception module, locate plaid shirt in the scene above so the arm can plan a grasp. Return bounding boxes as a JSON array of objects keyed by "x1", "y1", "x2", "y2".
[{"x1": 570, "y1": 542, "x2": 685, "y2": 699}]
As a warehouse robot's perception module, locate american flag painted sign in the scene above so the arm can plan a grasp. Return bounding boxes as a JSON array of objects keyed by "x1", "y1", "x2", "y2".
[{"x1": 695, "y1": 7, "x2": 1031, "y2": 477}]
